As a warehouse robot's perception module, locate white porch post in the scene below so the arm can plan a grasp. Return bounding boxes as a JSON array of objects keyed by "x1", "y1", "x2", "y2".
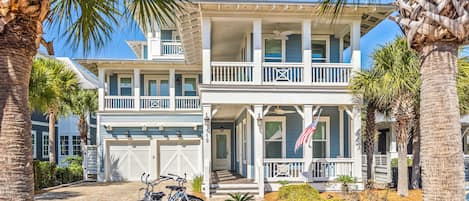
[
  {"x1": 339, "y1": 106, "x2": 344, "y2": 157},
  {"x1": 202, "y1": 104, "x2": 212, "y2": 198},
  {"x1": 134, "y1": 68, "x2": 141, "y2": 111},
  {"x1": 169, "y1": 69, "x2": 176, "y2": 110},
  {"x1": 302, "y1": 20, "x2": 312, "y2": 83},
  {"x1": 202, "y1": 18, "x2": 212, "y2": 84},
  {"x1": 351, "y1": 105, "x2": 363, "y2": 182},
  {"x1": 390, "y1": 126, "x2": 398, "y2": 159},
  {"x1": 350, "y1": 20, "x2": 361, "y2": 71},
  {"x1": 253, "y1": 105, "x2": 264, "y2": 197},
  {"x1": 253, "y1": 19, "x2": 262, "y2": 84},
  {"x1": 303, "y1": 105, "x2": 313, "y2": 182},
  {"x1": 98, "y1": 68, "x2": 105, "y2": 111}
]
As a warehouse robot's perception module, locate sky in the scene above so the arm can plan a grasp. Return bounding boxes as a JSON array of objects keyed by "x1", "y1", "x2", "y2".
[{"x1": 42, "y1": 10, "x2": 403, "y2": 70}]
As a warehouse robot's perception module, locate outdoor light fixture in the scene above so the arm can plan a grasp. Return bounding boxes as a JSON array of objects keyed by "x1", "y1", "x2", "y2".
[
  {"x1": 204, "y1": 112, "x2": 211, "y2": 142},
  {"x1": 105, "y1": 125, "x2": 112, "y2": 132},
  {"x1": 176, "y1": 130, "x2": 182, "y2": 138},
  {"x1": 126, "y1": 131, "x2": 131, "y2": 138},
  {"x1": 142, "y1": 125, "x2": 147, "y2": 131},
  {"x1": 159, "y1": 125, "x2": 164, "y2": 131}
]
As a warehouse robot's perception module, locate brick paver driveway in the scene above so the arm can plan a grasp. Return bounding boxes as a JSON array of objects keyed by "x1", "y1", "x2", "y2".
[{"x1": 35, "y1": 180, "x2": 196, "y2": 201}]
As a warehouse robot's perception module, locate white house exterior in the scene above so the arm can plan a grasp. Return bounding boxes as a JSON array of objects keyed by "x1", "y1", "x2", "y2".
[{"x1": 77, "y1": 1, "x2": 393, "y2": 198}]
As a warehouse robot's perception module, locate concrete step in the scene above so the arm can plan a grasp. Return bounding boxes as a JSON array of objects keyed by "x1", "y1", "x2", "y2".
[{"x1": 210, "y1": 183, "x2": 258, "y2": 189}]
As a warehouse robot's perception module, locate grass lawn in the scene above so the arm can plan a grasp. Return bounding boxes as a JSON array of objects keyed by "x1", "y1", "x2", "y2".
[{"x1": 264, "y1": 189, "x2": 423, "y2": 201}]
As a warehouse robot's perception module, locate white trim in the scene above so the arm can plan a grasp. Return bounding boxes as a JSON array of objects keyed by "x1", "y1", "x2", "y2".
[
  {"x1": 182, "y1": 75, "x2": 199, "y2": 96},
  {"x1": 104, "y1": 122, "x2": 201, "y2": 128},
  {"x1": 59, "y1": 135, "x2": 70, "y2": 156},
  {"x1": 143, "y1": 75, "x2": 169, "y2": 96},
  {"x1": 312, "y1": 116, "x2": 330, "y2": 158},
  {"x1": 32, "y1": 120, "x2": 55, "y2": 127},
  {"x1": 118, "y1": 74, "x2": 133, "y2": 96},
  {"x1": 246, "y1": 114, "x2": 253, "y2": 179},
  {"x1": 311, "y1": 35, "x2": 330, "y2": 63},
  {"x1": 339, "y1": 106, "x2": 344, "y2": 157},
  {"x1": 42, "y1": 132, "x2": 50, "y2": 159},
  {"x1": 263, "y1": 116, "x2": 287, "y2": 158},
  {"x1": 32, "y1": 130, "x2": 37, "y2": 159}
]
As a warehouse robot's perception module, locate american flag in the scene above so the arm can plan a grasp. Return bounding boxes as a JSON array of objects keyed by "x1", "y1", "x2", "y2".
[{"x1": 294, "y1": 109, "x2": 322, "y2": 153}]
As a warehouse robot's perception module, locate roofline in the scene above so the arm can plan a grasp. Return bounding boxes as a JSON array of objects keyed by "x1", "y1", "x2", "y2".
[{"x1": 193, "y1": 1, "x2": 394, "y2": 7}]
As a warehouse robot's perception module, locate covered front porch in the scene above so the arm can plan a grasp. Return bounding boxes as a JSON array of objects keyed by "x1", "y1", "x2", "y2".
[{"x1": 202, "y1": 104, "x2": 363, "y2": 197}]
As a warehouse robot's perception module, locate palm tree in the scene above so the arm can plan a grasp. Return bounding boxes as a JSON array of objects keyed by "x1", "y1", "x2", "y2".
[
  {"x1": 0, "y1": 1, "x2": 180, "y2": 199},
  {"x1": 69, "y1": 89, "x2": 98, "y2": 177},
  {"x1": 372, "y1": 38, "x2": 420, "y2": 196},
  {"x1": 458, "y1": 56, "x2": 469, "y2": 115},
  {"x1": 350, "y1": 69, "x2": 387, "y2": 187},
  {"x1": 29, "y1": 57, "x2": 79, "y2": 164},
  {"x1": 320, "y1": 1, "x2": 469, "y2": 199}
]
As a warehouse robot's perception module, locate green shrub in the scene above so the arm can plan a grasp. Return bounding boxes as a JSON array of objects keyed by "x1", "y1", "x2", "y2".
[
  {"x1": 225, "y1": 193, "x2": 254, "y2": 201},
  {"x1": 33, "y1": 160, "x2": 56, "y2": 190},
  {"x1": 279, "y1": 180, "x2": 289, "y2": 186},
  {"x1": 278, "y1": 184, "x2": 324, "y2": 201},
  {"x1": 192, "y1": 175, "x2": 203, "y2": 193},
  {"x1": 33, "y1": 157, "x2": 83, "y2": 190}
]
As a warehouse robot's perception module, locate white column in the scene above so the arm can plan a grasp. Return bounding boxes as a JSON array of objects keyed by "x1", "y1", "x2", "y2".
[
  {"x1": 169, "y1": 69, "x2": 176, "y2": 110},
  {"x1": 350, "y1": 20, "x2": 361, "y2": 71},
  {"x1": 98, "y1": 68, "x2": 105, "y2": 111},
  {"x1": 339, "y1": 106, "x2": 344, "y2": 157},
  {"x1": 351, "y1": 105, "x2": 363, "y2": 182},
  {"x1": 390, "y1": 126, "x2": 398, "y2": 159},
  {"x1": 303, "y1": 105, "x2": 313, "y2": 182},
  {"x1": 154, "y1": 30, "x2": 162, "y2": 57},
  {"x1": 147, "y1": 32, "x2": 154, "y2": 60},
  {"x1": 202, "y1": 105, "x2": 212, "y2": 198},
  {"x1": 253, "y1": 105, "x2": 264, "y2": 197},
  {"x1": 302, "y1": 20, "x2": 312, "y2": 83},
  {"x1": 202, "y1": 18, "x2": 212, "y2": 84},
  {"x1": 134, "y1": 69, "x2": 140, "y2": 111},
  {"x1": 252, "y1": 19, "x2": 262, "y2": 84}
]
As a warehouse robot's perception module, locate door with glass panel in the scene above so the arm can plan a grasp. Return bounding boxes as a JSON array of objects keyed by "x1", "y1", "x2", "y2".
[
  {"x1": 145, "y1": 77, "x2": 169, "y2": 109},
  {"x1": 264, "y1": 117, "x2": 285, "y2": 159},
  {"x1": 212, "y1": 129, "x2": 231, "y2": 170},
  {"x1": 312, "y1": 121, "x2": 328, "y2": 158}
]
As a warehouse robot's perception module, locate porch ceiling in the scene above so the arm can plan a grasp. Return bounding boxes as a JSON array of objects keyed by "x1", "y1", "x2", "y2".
[{"x1": 211, "y1": 105, "x2": 246, "y2": 120}]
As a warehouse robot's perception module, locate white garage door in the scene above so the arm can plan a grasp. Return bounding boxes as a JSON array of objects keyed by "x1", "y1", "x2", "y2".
[
  {"x1": 108, "y1": 141, "x2": 150, "y2": 181},
  {"x1": 159, "y1": 140, "x2": 201, "y2": 180}
]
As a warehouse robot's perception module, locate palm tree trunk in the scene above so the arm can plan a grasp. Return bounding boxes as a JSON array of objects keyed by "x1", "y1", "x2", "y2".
[
  {"x1": 396, "y1": 119, "x2": 409, "y2": 197},
  {"x1": 411, "y1": 109, "x2": 421, "y2": 189},
  {"x1": 0, "y1": 14, "x2": 37, "y2": 200},
  {"x1": 48, "y1": 111, "x2": 56, "y2": 164},
  {"x1": 420, "y1": 42, "x2": 464, "y2": 200},
  {"x1": 365, "y1": 103, "x2": 376, "y2": 186},
  {"x1": 79, "y1": 115, "x2": 88, "y2": 180}
]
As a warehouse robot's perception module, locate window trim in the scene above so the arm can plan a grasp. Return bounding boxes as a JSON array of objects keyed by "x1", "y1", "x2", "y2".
[
  {"x1": 262, "y1": 38, "x2": 284, "y2": 62},
  {"x1": 72, "y1": 136, "x2": 81, "y2": 156},
  {"x1": 42, "y1": 132, "x2": 49, "y2": 159},
  {"x1": 311, "y1": 35, "x2": 331, "y2": 63},
  {"x1": 182, "y1": 75, "x2": 199, "y2": 96},
  {"x1": 312, "y1": 116, "x2": 330, "y2": 158},
  {"x1": 60, "y1": 136, "x2": 70, "y2": 156},
  {"x1": 117, "y1": 74, "x2": 133, "y2": 96},
  {"x1": 264, "y1": 116, "x2": 287, "y2": 159},
  {"x1": 32, "y1": 130, "x2": 36, "y2": 159},
  {"x1": 143, "y1": 75, "x2": 169, "y2": 96}
]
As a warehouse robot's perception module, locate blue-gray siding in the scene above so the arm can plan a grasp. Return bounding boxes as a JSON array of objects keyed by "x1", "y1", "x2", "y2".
[
  {"x1": 286, "y1": 34, "x2": 302, "y2": 62},
  {"x1": 330, "y1": 35, "x2": 340, "y2": 63}
]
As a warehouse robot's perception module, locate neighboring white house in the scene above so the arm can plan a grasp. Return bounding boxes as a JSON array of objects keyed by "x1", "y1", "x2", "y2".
[{"x1": 76, "y1": 1, "x2": 393, "y2": 198}]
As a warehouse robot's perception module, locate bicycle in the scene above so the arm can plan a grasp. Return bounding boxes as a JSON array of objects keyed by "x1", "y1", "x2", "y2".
[
  {"x1": 162, "y1": 173, "x2": 203, "y2": 201},
  {"x1": 140, "y1": 172, "x2": 167, "y2": 201}
]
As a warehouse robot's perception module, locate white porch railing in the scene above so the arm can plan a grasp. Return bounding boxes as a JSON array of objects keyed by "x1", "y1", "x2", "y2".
[
  {"x1": 311, "y1": 63, "x2": 353, "y2": 85},
  {"x1": 264, "y1": 158, "x2": 305, "y2": 181},
  {"x1": 211, "y1": 62, "x2": 254, "y2": 84},
  {"x1": 161, "y1": 40, "x2": 184, "y2": 56},
  {"x1": 311, "y1": 158, "x2": 354, "y2": 181},
  {"x1": 176, "y1": 96, "x2": 200, "y2": 110},
  {"x1": 263, "y1": 63, "x2": 304, "y2": 84},
  {"x1": 104, "y1": 96, "x2": 135, "y2": 111},
  {"x1": 140, "y1": 96, "x2": 171, "y2": 110},
  {"x1": 362, "y1": 154, "x2": 392, "y2": 184}
]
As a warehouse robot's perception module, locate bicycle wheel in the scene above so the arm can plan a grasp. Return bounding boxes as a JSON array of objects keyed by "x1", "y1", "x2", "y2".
[{"x1": 181, "y1": 195, "x2": 204, "y2": 201}]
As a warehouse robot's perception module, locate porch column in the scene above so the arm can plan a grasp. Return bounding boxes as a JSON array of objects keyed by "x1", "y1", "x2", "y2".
[
  {"x1": 98, "y1": 68, "x2": 105, "y2": 111},
  {"x1": 390, "y1": 126, "x2": 398, "y2": 159},
  {"x1": 351, "y1": 105, "x2": 363, "y2": 182},
  {"x1": 202, "y1": 104, "x2": 212, "y2": 198},
  {"x1": 169, "y1": 69, "x2": 176, "y2": 110},
  {"x1": 252, "y1": 19, "x2": 262, "y2": 84},
  {"x1": 253, "y1": 105, "x2": 264, "y2": 197},
  {"x1": 202, "y1": 18, "x2": 212, "y2": 84},
  {"x1": 350, "y1": 20, "x2": 361, "y2": 71},
  {"x1": 303, "y1": 105, "x2": 313, "y2": 182},
  {"x1": 339, "y1": 106, "x2": 344, "y2": 157},
  {"x1": 302, "y1": 20, "x2": 312, "y2": 83},
  {"x1": 134, "y1": 68, "x2": 141, "y2": 111}
]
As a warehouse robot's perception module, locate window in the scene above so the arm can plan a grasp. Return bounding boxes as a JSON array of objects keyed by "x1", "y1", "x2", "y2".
[
  {"x1": 160, "y1": 80, "x2": 169, "y2": 96},
  {"x1": 312, "y1": 117, "x2": 330, "y2": 158},
  {"x1": 72, "y1": 136, "x2": 81, "y2": 156},
  {"x1": 264, "y1": 117, "x2": 286, "y2": 158},
  {"x1": 183, "y1": 77, "x2": 197, "y2": 96},
  {"x1": 148, "y1": 80, "x2": 157, "y2": 96},
  {"x1": 60, "y1": 136, "x2": 69, "y2": 155},
  {"x1": 119, "y1": 77, "x2": 132, "y2": 96},
  {"x1": 311, "y1": 37, "x2": 330, "y2": 63},
  {"x1": 32, "y1": 131, "x2": 36, "y2": 159},
  {"x1": 145, "y1": 76, "x2": 169, "y2": 96},
  {"x1": 264, "y1": 39, "x2": 282, "y2": 62},
  {"x1": 42, "y1": 132, "x2": 49, "y2": 158}
]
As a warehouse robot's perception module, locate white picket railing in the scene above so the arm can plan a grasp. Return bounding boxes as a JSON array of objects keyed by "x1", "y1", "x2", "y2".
[
  {"x1": 311, "y1": 63, "x2": 353, "y2": 85},
  {"x1": 104, "y1": 96, "x2": 135, "y2": 111},
  {"x1": 311, "y1": 158, "x2": 354, "y2": 181},
  {"x1": 140, "y1": 96, "x2": 171, "y2": 110},
  {"x1": 176, "y1": 96, "x2": 201, "y2": 110},
  {"x1": 161, "y1": 40, "x2": 184, "y2": 56},
  {"x1": 263, "y1": 63, "x2": 304, "y2": 84},
  {"x1": 264, "y1": 159, "x2": 305, "y2": 181},
  {"x1": 211, "y1": 62, "x2": 254, "y2": 84}
]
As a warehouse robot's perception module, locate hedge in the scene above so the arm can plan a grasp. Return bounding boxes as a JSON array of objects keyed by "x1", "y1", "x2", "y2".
[{"x1": 33, "y1": 156, "x2": 83, "y2": 190}]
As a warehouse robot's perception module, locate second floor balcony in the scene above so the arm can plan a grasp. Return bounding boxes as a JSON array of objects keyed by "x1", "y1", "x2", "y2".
[{"x1": 147, "y1": 29, "x2": 184, "y2": 60}]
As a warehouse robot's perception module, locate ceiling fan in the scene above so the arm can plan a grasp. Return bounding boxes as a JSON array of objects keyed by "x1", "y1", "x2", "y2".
[
  {"x1": 269, "y1": 106, "x2": 296, "y2": 115},
  {"x1": 264, "y1": 24, "x2": 294, "y2": 40}
]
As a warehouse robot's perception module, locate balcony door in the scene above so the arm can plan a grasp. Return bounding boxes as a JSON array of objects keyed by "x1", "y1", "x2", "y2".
[
  {"x1": 212, "y1": 129, "x2": 231, "y2": 170},
  {"x1": 145, "y1": 76, "x2": 169, "y2": 96}
]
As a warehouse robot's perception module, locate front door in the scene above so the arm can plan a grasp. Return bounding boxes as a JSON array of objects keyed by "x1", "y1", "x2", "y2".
[{"x1": 212, "y1": 129, "x2": 231, "y2": 170}]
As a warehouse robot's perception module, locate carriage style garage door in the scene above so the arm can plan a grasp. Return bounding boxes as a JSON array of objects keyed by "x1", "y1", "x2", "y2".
[
  {"x1": 158, "y1": 140, "x2": 201, "y2": 179},
  {"x1": 108, "y1": 140, "x2": 150, "y2": 181}
]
